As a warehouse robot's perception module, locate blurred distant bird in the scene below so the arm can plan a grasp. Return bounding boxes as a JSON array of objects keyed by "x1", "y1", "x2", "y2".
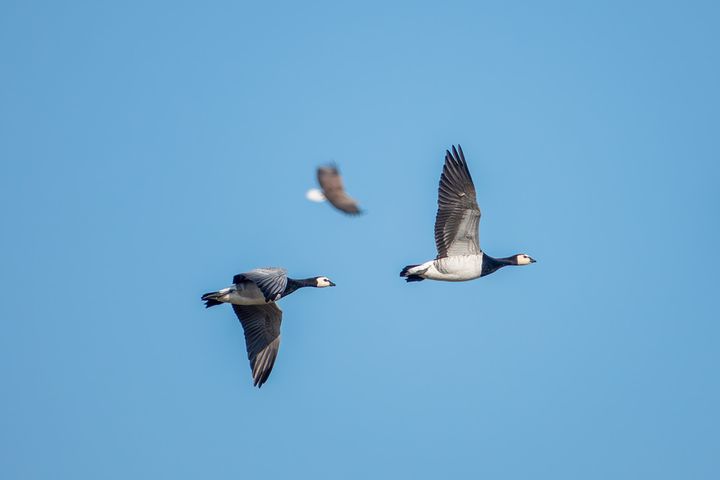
[
  {"x1": 201, "y1": 267, "x2": 335, "y2": 387},
  {"x1": 400, "y1": 145, "x2": 536, "y2": 283},
  {"x1": 306, "y1": 164, "x2": 362, "y2": 214}
]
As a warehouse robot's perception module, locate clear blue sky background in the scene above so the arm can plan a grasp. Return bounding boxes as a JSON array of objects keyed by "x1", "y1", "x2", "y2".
[{"x1": 1, "y1": 1, "x2": 718, "y2": 478}]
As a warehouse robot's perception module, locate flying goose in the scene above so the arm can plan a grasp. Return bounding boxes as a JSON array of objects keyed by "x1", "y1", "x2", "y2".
[
  {"x1": 306, "y1": 164, "x2": 362, "y2": 214},
  {"x1": 201, "y1": 267, "x2": 335, "y2": 387},
  {"x1": 400, "y1": 145, "x2": 535, "y2": 282}
]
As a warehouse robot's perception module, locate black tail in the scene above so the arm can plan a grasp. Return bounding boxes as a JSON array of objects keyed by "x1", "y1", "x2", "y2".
[
  {"x1": 201, "y1": 292, "x2": 223, "y2": 308},
  {"x1": 404, "y1": 275, "x2": 425, "y2": 282},
  {"x1": 400, "y1": 264, "x2": 425, "y2": 282}
]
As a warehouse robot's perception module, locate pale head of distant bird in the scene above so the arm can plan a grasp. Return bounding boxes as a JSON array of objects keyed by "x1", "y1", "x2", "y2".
[
  {"x1": 514, "y1": 254, "x2": 537, "y2": 266},
  {"x1": 315, "y1": 276, "x2": 336, "y2": 287},
  {"x1": 305, "y1": 188, "x2": 326, "y2": 203}
]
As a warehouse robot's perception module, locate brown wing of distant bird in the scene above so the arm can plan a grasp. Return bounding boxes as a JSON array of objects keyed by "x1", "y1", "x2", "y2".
[{"x1": 317, "y1": 166, "x2": 362, "y2": 214}]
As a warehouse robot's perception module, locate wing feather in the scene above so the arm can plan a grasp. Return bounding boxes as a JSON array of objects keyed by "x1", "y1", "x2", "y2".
[
  {"x1": 317, "y1": 165, "x2": 362, "y2": 215},
  {"x1": 233, "y1": 268, "x2": 288, "y2": 302},
  {"x1": 434, "y1": 145, "x2": 482, "y2": 258},
  {"x1": 232, "y1": 304, "x2": 282, "y2": 388}
]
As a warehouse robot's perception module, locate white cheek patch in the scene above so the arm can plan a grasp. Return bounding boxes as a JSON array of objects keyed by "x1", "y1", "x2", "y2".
[{"x1": 518, "y1": 256, "x2": 531, "y2": 265}]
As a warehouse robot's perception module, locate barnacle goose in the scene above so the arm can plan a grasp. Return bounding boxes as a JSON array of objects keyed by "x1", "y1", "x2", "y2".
[
  {"x1": 201, "y1": 267, "x2": 335, "y2": 387},
  {"x1": 400, "y1": 145, "x2": 535, "y2": 283}
]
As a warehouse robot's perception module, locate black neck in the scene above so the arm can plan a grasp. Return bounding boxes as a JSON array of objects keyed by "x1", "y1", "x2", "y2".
[
  {"x1": 282, "y1": 277, "x2": 316, "y2": 296},
  {"x1": 480, "y1": 254, "x2": 516, "y2": 277}
]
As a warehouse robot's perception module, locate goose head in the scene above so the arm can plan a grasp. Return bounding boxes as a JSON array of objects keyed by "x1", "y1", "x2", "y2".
[
  {"x1": 314, "y1": 276, "x2": 336, "y2": 287},
  {"x1": 513, "y1": 254, "x2": 537, "y2": 266}
]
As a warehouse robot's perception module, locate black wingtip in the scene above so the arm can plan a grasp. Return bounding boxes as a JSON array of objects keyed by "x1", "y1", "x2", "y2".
[
  {"x1": 445, "y1": 145, "x2": 462, "y2": 166},
  {"x1": 253, "y1": 368, "x2": 273, "y2": 388},
  {"x1": 448, "y1": 144, "x2": 466, "y2": 164},
  {"x1": 319, "y1": 161, "x2": 339, "y2": 173},
  {"x1": 341, "y1": 207, "x2": 363, "y2": 216}
]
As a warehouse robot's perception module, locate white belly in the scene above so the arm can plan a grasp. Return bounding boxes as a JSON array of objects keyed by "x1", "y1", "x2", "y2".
[
  {"x1": 424, "y1": 255, "x2": 483, "y2": 281},
  {"x1": 218, "y1": 282, "x2": 268, "y2": 305}
]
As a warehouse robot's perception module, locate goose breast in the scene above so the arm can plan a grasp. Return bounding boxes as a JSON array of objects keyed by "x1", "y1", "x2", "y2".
[{"x1": 425, "y1": 255, "x2": 484, "y2": 281}]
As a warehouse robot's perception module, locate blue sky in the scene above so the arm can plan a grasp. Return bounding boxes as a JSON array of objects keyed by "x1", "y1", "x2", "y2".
[{"x1": 1, "y1": 1, "x2": 719, "y2": 478}]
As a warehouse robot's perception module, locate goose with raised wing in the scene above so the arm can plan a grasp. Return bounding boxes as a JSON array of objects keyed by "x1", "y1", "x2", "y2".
[
  {"x1": 306, "y1": 164, "x2": 362, "y2": 214},
  {"x1": 201, "y1": 267, "x2": 335, "y2": 387},
  {"x1": 400, "y1": 145, "x2": 535, "y2": 283}
]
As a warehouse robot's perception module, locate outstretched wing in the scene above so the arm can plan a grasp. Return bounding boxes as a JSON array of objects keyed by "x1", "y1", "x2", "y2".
[
  {"x1": 233, "y1": 267, "x2": 288, "y2": 303},
  {"x1": 434, "y1": 145, "x2": 481, "y2": 258},
  {"x1": 232, "y1": 303, "x2": 282, "y2": 388},
  {"x1": 317, "y1": 165, "x2": 362, "y2": 215}
]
